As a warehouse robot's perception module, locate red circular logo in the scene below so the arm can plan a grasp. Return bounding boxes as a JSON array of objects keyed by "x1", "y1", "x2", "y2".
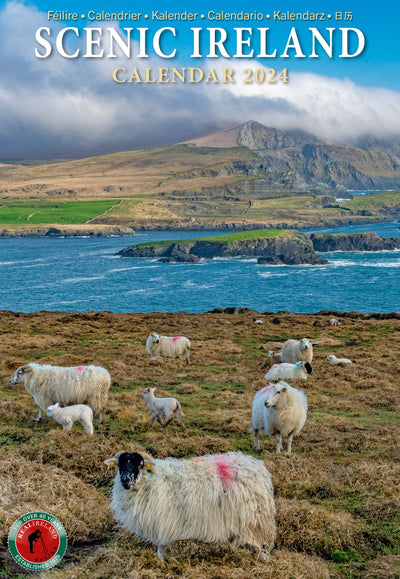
[
  {"x1": 8, "y1": 512, "x2": 67, "y2": 571},
  {"x1": 15, "y1": 519, "x2": 60, "y2": 563}
]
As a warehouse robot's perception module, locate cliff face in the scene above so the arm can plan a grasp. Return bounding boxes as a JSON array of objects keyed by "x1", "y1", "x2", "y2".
[
  {"x1": 310, "y1": 232, "x2": 400, "y2": 252},
  {"x1": 118, "y1": 232, "x2": 328, "y2": 265}
]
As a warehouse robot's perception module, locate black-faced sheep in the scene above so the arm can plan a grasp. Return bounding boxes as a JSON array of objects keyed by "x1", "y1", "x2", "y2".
[
  {"x1": 146, "y1": 332, "x2": 191, "y2": 364},
  {"x1": 141, "y1": 387, "x2": 184, "y2": 428},
  {"x1": 104, "y1": 450, "x2": 276, "y2": 561},
  {"x1": 9, "y1": 363, "x2": 110, "y2": 423},
  {"x1": 281, "y1": 338, "x2": 313, "y2": 364},
  {"x1": 250, "y1": 381, "x2": 308, "y2": 454}
]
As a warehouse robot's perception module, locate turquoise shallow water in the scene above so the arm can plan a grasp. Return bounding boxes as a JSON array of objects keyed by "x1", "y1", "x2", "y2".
[{"x1": 0, "y1": 222, "x2": 398, "y2": 313}]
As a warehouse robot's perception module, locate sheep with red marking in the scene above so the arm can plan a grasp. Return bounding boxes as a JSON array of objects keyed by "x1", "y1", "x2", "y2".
[
  {"x1": 250, "y1": 381, "x2": 308, "y2": 454},
  {"x1": 146, "y1": 332, "x2": 191, "y2": 364},
  {"x1": 9, "y1": 363, "x2": 110, "y2": 423},
  {"x1": 104, "y1": 450, "x2": 276, "y2": 561}
]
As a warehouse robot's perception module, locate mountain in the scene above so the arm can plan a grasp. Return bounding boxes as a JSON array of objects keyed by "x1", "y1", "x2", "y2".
[{"x1": 185, "y1": 120, "x2": 400, "y2": 192}]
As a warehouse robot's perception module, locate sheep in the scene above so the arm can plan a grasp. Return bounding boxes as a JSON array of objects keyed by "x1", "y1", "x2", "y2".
[
  {"x1": 46, "y1": 402, "x2": 94, "y2": 435},
  {"x1": 281, "y1": 338, "x2": 313, "y2": 364},
  {"x1": 268, "y1": 350, "x2": 282, "y2": 362},
  {"x1": 264, "y1": 361, "x2": 313, "y2": 382},
  {"x1": 254, "y1": 319, "x2": 263, "y2": 325},
  {"x1": 327, "y1": 354, "x2": 352, "y2": 366},
  {"x1": 141, "y1": 387, "x2": 184, "y2": 428},
  {"x1": 330, "y1": 318, "x2": 341, "y2": 327},
  {"x1": 250, "y1": 381, "x2": 307, "y2": 454},
  {"x1": 146, "y1": 332, "x2": 191, "y2": 364},
  {"x1": 104, "y1": 450, "x2": 276, "y2": 561},
  {"x1": 9, "y1": 363, "x2": 110, "y2": 423}
]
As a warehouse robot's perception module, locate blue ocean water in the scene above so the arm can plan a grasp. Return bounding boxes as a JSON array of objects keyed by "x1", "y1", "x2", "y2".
[{"x1": 0, "y1": 223, "x2": 398, "y2": 313}]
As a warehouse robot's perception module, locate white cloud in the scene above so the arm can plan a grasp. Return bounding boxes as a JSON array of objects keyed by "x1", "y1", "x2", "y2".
[{"x1": 0, "y1": 2, "x2": 400, "y2": 159}]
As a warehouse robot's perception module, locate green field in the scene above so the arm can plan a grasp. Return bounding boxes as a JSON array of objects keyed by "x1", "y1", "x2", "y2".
[{"x1": 0, "y1": 200, "x2": 120, "y2": 225}]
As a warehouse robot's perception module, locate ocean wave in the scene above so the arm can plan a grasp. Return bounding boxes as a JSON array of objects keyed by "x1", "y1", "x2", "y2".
[{"x1": 62, "y1": 275, "x2": 106, "y2": 283}]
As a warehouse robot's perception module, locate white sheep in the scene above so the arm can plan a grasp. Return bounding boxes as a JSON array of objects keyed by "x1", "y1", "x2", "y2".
[
  {"x1": 254, "y1": 319, "x2": 263, "y2": 325},
  {"x1": 46, "y1": 402, "x2": 94, "y2": 435},
  {"x1": 141, "y1": 387, "x2": 184, "y2": 428},
  {"x1": 268, "y1": 350, "x2": 282, "y2": 362},
  {"x1": 281, "y1": 338, "x2": 313, "y2": 364},
  {"x1": 146, "y1": 332, "x2": 191, "y2": 364},
  {"x1": 327, "y1": 354, "x2": 353, "y2": 366},
  {"x1": 104, "y1": 450, "x2": 276, "y2": 561},
  {"x1": 330, "y1": 318, "x2": 341, "y2": 327},
  {"x1": 264, "y1": 361, "x2": 313, "y2": 382},
  {"x1": 250, "y1": 381, "x2": 308, "y2": 454},
  {"x1": 9, "y1": 363, "x2": 110, "y2": 423}
]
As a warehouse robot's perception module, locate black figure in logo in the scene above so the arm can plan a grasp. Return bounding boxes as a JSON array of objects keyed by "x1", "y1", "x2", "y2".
[{"x1": 28, "y1": 529, "x2": 50, "y2": 557}]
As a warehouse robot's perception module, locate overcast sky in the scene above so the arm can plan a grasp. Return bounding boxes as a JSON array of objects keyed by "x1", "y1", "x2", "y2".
[{"x1": 0, "y1": 0, "x2": 399, "y2": 160}]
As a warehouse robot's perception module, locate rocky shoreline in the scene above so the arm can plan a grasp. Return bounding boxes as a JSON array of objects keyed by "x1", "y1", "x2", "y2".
[
  {"x1": 118, "y1": 231, "x2": 400, "y2": 265},
  {"x1": 0, "y1": 225, "x2": 136, "y2": 238}
]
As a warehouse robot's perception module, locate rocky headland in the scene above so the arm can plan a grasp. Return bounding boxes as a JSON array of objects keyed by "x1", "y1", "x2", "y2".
[{"x1": 118, "y1": 230, "x2": 400, "y2": 265}]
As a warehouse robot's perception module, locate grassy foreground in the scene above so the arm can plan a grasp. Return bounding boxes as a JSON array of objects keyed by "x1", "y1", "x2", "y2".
[{"x1": 0, "y1": 310, "x2": 399, "y2": 578}]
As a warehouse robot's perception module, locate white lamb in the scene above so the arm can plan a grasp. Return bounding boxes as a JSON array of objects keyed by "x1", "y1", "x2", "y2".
[
  {"x1": 250, "y1": 381, "x2": 308, "y2": 454},
  {"x1": 281, "y1": 338, "x2": 313, "y2": 364},
  {"x1": 9, "y1": 363, "x2": 110, "y2": 423},
  {"x1": 104, "y1": 450, "x2": 276, "y2": 561},
  {"x1": 330, "y1": 318, "x2": 341, "y2": 327},
  {"x1": 327, "y1": 354, "x2": 353, "y2": 366},
  {"x1": 47, "y1": 403, "x2": 94, "y2": 435},
  {"x1": 141, "y1": 387, "x2": 184, "y2": 428},
  {"x1": 268, "y1": 351, "x2": 282, "y2": 362},
  {"x1": 146, "y1": 332, "x2": 191, "y2": 364},
  {"x1": 264, "y1": 361, "x2": 313, "y2": 382}
]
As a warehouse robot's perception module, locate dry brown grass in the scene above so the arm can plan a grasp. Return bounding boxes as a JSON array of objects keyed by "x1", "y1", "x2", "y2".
[{"x1": 0, "y1": 310, "x2": 399, "y2": 578}]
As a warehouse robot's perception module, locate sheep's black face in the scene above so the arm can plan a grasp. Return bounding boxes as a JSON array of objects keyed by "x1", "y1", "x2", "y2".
[
  {"x1": 304, "y1": 362, "x2": 313, "y2": 375},
  {"x1": 118, "y1": 452, "x2": 144, "y2": 490}
]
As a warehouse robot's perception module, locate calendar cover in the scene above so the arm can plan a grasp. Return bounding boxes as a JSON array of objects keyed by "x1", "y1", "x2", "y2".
[{"x1": 0, "y1": 1, "x2": 399, "y2": 577}]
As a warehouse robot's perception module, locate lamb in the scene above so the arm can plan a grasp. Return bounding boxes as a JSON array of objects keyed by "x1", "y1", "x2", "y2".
[
  {"x1": 9, "y1": 363, "x2": 110, "y2": 423},
  {"x1": 250, "y1": 381, "x2": 308, "y2": 454},
  {"x1": 141, "y1": 387, "x2": 184, "y2": 428},
  {"x1": 268, "y1": 350, "x2": 282, "y2": 362},
  {"x1": 327, "y1": 354, "x2": 352, "y2": 366},
  {"x1": 264, "y1": 361, "x2": 313, "y2": 382},
  {"x1": 146, "y1": 332, "x2": 191, "y2": 364},
  {"x1": 46, "y1": 402, "x2": 94, "y2": 435},
  {"x1": 281, "y1": 338, "x2": 313, "y2": 364},
  {"x1": 104, "y1": 450, "x2": 276, "y2": 561},
  {"x1": 330, "y1": 318, "x2": 341, "y2": 327}
]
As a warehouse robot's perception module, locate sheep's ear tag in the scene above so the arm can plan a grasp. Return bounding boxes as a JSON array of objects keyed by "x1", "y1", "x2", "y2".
[
  {"x1": 145, "y1": 461, "x2": 155, "y2": 474},
  {"x1": 109, "y1": 460, "x2": 116, "y2": 467}
]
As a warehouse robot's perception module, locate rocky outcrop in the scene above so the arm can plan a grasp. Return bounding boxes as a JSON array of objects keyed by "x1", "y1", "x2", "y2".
[
  {"x1": 310, "y1": 232, "x2": 400, "y2": 252},
  {"x1": 118, "y1": 231, "x2": 328, "y2": 265},
  {"x1": 0, "y1": 226, "x2": 135, "y2": 238}
]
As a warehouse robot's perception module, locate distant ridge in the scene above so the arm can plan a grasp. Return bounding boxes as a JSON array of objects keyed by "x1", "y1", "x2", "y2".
[{"x1": 183, "y1": 124, "x2": 244, "y2": 148}]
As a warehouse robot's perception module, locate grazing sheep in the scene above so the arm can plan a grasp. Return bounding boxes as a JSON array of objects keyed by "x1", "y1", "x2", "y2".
[
  {"x1": 254, "y1": 319, "x2": 263, "y2": 325},
  {"x1": 264, "y1": 361, "x2": 313, "y2": 382},
  {"x1": 141, "y1": 387, "x2": 184, "y2": 428},
  {"x1": 250, "y1": 381, "x2": 307, "y2": 454},
  {"x1": 146, "y1": 332, "x2": 191, "y2": 364},
  {"x1": 268, "y1": 350, "x2": 282, "y2": 362},
  {"x1": 104, "y1": 450, "x2": 276, "y2": 561},
  {"x1": 9, "y1": 363, "x2": 110, "y2": 423},
  {"x1": 281, "y1": 338, "x2": 313, "y2": 364},
  {"x1": 330, "y1": 318, "x2": 341, "y2": 327},
  {"x1": 327, "y1": 354, "x2": 352, "y2": 366},
  {"x1": 46, "y1": 402, "x2": 94, "y2": 435}
]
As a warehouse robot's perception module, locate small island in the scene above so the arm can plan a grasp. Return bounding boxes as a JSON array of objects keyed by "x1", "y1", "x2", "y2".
[
  {"x1": 118, "y1": 229, "x2": 400, "y2": 265},
  {"x1": 118, "y1": 229, "x2": 328, "y2": 265}
]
